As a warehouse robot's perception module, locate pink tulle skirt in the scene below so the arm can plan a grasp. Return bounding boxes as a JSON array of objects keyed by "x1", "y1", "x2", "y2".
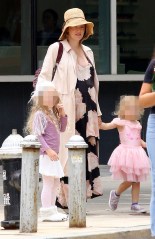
[{"x1": 108, "y1": 144, "x2": 150, "y2": 182}]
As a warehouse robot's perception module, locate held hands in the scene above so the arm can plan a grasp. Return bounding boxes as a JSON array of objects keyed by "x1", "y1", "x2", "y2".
[
  {"x1": 56, "y1": 103, "x2": 66, "y2": 117},
  {"x1": 46, "y1": 148, "x2": 59, "y2": 161},
  {"x1": 98, "y1": 117, "x2": 106, "y2": 130}
]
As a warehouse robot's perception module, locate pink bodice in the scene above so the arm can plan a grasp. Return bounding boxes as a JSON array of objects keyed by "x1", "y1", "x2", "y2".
[{"x1": 113, "y1": 118, "x2": 142, "y2": 147}]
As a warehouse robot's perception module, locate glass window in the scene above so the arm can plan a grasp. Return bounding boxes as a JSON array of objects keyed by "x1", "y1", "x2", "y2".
[
  {"x1": 0, "y1": 0, "x2": 21, "y2": 75},
  {"x1": 0, "y1": 0, "x2": 110, "y2": 75},
  {"x1": 37, "y1": 0, "x2": 110, "y2": 74},
  {"x1": 117, "y1": 0, "x2": 155, "y2": 74}
]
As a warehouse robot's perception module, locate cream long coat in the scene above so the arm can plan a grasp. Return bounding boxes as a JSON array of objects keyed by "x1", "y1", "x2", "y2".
[{"x1": 36, "y1": 39, "x2": 102, "y2": 172}]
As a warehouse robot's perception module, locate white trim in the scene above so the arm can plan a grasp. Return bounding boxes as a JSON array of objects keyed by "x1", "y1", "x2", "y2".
[
  {"x1": 110, "y1": 0, "x2": 117, "y2": 74},
  {"x1": 0, "y1": 74, "x2": 144, "y2": 82},
  {"x1": 0, "y1": 75, "x2": 33, "y2": 82}
]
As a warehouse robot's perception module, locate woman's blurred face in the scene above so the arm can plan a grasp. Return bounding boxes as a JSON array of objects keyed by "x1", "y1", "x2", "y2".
[{"x1": 68, "y1": 25, "x2": 85, "y2": 41}]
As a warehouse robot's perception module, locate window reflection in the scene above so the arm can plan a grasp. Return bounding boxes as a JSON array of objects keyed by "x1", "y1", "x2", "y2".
[
  {"x1": 117, "y1": 0, "x2": 155, "y2": 74},
  {"x1": 37, "y1": 9, "x2": 61, "y2": 46},
  {"x1": 0, "y1": 0, "x2": 21, "y2": 74}
]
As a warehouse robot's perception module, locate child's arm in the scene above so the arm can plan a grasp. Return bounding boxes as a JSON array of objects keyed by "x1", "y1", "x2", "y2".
[
  {"x1": 100, "y1": 121, "x2": 118, "y2": 130},
  {"x1": 59, "y1": 115, "x2": 67, "y2": 132},
  {"x1": 141, "y1": 139, "x2": 147, "y2": 148},
  {"x1": 56, "y1": 103, "x2": 67, "y2": 132}
]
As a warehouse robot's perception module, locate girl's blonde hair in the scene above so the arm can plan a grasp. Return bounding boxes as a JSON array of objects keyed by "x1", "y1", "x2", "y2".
[
  {"x1": 24, "y1": 92, "x2": 60, "y2": 135},
  {"x1": 114, "y1": 95, "x2": 144, "y2": 120}
]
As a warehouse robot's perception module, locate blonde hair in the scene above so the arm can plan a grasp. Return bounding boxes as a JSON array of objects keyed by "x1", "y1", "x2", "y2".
[
  {"x1": 24, "y1": 94, "x2": 60, "y2": 135},
  {"x1": 114, "y1": 95, "x2": 144, "y2": 120}
]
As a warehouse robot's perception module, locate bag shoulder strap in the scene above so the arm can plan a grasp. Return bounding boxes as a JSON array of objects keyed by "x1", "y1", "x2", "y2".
[
  {"x1": 52, "y1": 42, "x2": 63, "y2": 80},
  {"x1": 56, "y1": 42, "x2": 63, "y2": 64}
]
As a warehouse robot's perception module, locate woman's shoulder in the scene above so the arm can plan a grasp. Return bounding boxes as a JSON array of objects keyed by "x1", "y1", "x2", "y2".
[
  {"x1": 82, "y1": 44, "x2": 94, "y2": 62},
  {"x1": 82, "y1": 45, "x2": 94, "y2": 59},
  {"x1": 82, "y1": 44, "x2": 92, "y2": 52},
  {"x1": 146, "y1": 58, "x2": 155, "y2": 71},
  {"x1": 48, "y1": 41, "x2": 59, "y2": 51},
  {"x1": 144, "y1": 58, "x2": 155, "y2": 83}
]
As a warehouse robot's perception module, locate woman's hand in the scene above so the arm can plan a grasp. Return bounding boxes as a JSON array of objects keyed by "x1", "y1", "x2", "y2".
[
  {"x1": 56, "y1": 103, "x2": 66, "y2": 117},
  {"x1": 46, "y1": 148, "x2": 59, "y2": 161},
  {"x1": 88, "y1": 137, "x2": 96, "y2": 146}
]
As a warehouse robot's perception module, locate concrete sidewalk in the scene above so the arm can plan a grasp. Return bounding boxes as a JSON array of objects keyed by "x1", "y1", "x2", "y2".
[{"x1": 0, "y1": 165, "x2": 152, "y2": 239}]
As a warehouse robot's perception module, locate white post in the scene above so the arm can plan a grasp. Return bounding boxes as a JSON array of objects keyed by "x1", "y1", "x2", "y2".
[
  {"x1": 66, "y1": 135, "x2": 88, "y2": 228},
  {"x1": 20, "y1": 135, "x2": 40, "y2": 233}
]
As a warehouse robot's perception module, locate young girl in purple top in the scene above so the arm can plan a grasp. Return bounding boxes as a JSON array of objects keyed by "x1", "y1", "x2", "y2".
[{"x1": 25, "y1": 84, "x2": 68, "y2": 222}]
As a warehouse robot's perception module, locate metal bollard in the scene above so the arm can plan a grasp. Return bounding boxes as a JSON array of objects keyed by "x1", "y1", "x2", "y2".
[
  {"x1": 66, "y1": 135, "x2": 88, "y2": 228},
  {"x1": 20, "y1": 135, "x2": 40, "y2": 233}
]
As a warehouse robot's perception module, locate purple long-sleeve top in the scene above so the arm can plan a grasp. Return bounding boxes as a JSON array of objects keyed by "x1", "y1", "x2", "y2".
[{"x1": 33, "y1": 111, "x2": 67, "y2": 155}]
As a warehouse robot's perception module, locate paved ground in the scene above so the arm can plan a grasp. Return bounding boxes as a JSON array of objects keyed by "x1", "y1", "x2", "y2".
[{"x1": 0, "y1": 164, "x2": 153, "y2": 239}]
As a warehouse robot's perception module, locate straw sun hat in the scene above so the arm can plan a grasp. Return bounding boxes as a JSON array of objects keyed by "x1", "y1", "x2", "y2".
[{"x1": 59, "y1": 8, "x2": 94, "y2": 41}]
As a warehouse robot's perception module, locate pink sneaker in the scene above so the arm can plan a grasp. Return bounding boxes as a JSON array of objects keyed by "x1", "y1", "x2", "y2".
[{"x1": 109, "y1": 190, "x2": 120, "y2": 211}]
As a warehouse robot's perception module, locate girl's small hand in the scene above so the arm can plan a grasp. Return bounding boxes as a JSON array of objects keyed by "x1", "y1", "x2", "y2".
[
  {"x1": 56, "y1": 103, "x2": 66, "y2": 117},
  {"x1": 141, "y1": 139, "x2": 146, "y2": 148},
  {"x1": 46, "y1": 148, "x2": 59, "y2": 161}
]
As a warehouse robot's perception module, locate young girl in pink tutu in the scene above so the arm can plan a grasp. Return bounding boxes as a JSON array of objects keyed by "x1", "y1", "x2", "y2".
[{"x1": 100, "y1": 95, "x2": 150, "y2": 213}]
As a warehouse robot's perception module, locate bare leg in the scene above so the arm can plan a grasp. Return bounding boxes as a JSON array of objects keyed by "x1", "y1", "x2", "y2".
[
  {"x1": 130, "y1": 182, "x2": 146, "y2": 213},
  {"x1": 109, "y1": 181, "x2": 132, "y2": 211},
  {"x1": 61, "y1": 183, "x2": 69, "y2": 206},
  {"x1": 116, "y1": 181, "x2": 132, "y2": 196},
  {"x1": 131, "y1": 182, "x2": 140, "y2": 203}
]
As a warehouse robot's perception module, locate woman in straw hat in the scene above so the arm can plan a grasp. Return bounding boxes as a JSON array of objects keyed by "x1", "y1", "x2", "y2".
[{"x1": 36, "y1": 8, "x2": 103, "y2": 209}]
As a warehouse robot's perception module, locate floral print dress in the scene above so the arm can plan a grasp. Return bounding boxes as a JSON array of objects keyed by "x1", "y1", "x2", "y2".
[{"x1": 75, "y1": 59, "x2": 103, "y2": 198}]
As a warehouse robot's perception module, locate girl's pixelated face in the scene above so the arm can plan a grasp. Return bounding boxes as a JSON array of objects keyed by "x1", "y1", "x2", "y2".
[
  {"x1": 123, "y1": 98, "x2": 140, "y2": 120},
  {"x1": 38, "y1": 88, "x2": 59, "y2": 108}
]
